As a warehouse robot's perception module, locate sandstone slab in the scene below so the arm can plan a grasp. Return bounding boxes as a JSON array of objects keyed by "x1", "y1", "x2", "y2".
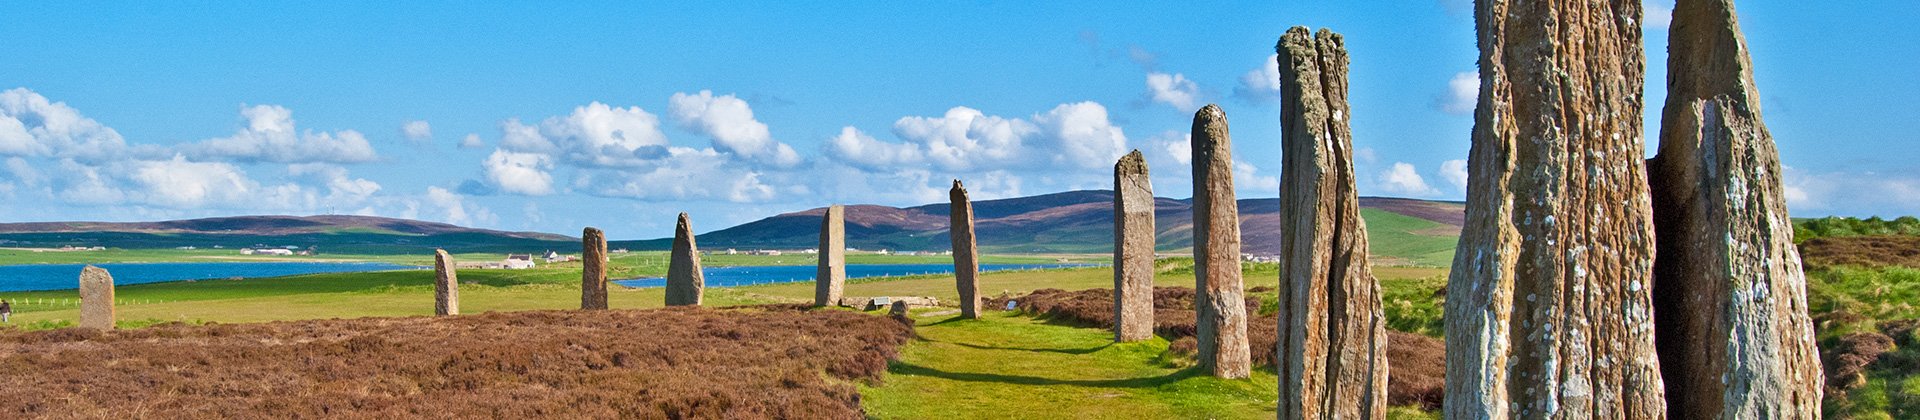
[
  {"x1": 666, "y1": 213, "x2": 704, "y2": 307},
  {"x1": 79, "y1": 265, "x2": 115, "y2": 330},
  {"x1": 1190, "y1": 104, "x2": 1250, "y2": 379},
  {"x1": 434, "y1": 249, "x2": 459, "y2": 316},
  {"x1": 1113, "y1": 150, "x2": 1156, "y2": 343},
  {"x1": 816, "y1": 205, "x2": 846, "y2": 307},
  {"x1": 582, "y1": 227, "x2": 609, "y2": 310},
  {"x1": 950, "y1": 180, "x2": 981, "y2": 319}
]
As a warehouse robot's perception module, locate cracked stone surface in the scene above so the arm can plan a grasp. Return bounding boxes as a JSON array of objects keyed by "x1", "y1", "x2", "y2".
[
  {"x1": 1648, "y1": 0, "x2": 1821, "y2": 417},
  {"x1": 1113, "y1": 150, "x2": 1155, "y2": 343},
  {"x1": 950, "y1": 180, "x2": 981, "y2": 319},
  {"x1": 666, "y1": 213, "x2": 704, "y2": 307},
  {"x1": 1274, "y1": 26, "x2": 1388, "y2": 420},
  {"x1": 434, "y1": 249, "x2": 459, "y2": 316},
  {"x1": 1190, "y1": 104, "x2": 1250, "y2": 379},
  {"x1": 1444, "y1": 1, "x2": 1667, "y2": 417}
]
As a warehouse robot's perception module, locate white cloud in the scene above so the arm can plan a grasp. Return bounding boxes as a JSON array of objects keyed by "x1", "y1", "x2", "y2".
[
  {"x1": 893, "y1": 106, "x2": 1036, "y2": 171},
  {"x1": 483, "y1": 149, "x2": 555, "y2": 195},
  {"x1": 288, "y1": 163, "x2": 382, "y2": 206},
  {"x1": 1031, "y1": 102, "x2": 1128, "y2": 169},
  {"x1": 1234, "y1": 53, "x2": 1284, "y2": 103},
  {"x1": 402, "y1": 120, "x2": 432, "y2": 141},
  {"x1": 1644, "y1": 1, "x2": 1674, "y2": 29},
  {"x1": 1150, "y1": 131, "x2": 1192, "y2": 166},
  {"x1": 0, "y1": 88, "x2": 128, "y2": 161},
  {"x1": 423, "y1": 186, "x2": 496, "y2": 227},
  {"x1": 1146, "y1": 72, "x2": 1200, "y2": 110},
  {"x1": 667, "y1": 90, "x2": 800, "y2": 167},
  {"x1": 1376, "y1": 162, "x2": 1441, "y2": 197},
  {"x1": 179, "y1": 104, "x2": 378, "y2": 163},
  {"x1": 1233, "y1": 160, "x2": 1281, "y2": 193},
  {"x1": 500, "y1": 102, "x2": 671, "y2": 168},
  {"x1": 1437, "y1": 71, "x2": 1478, "y2": 115},
  {"x1": 573, "y1": 147, "x2": 778, "y2": 203},
  {"x1": 459, "y1": 133, "x2": 485, "y2": 149},
  {"x1": 824, "y1": 126, "x2": 922, "y2": 172},
  {"x1": 1356, "y1": 147, "x2": 1379, "y2": 165},
  {"x1": 1781, "y1": 167, "x2": 1920, "y2": 216},
  {"x1": 1440, "y1": 159, "x2": 1470, "y2": 192}
]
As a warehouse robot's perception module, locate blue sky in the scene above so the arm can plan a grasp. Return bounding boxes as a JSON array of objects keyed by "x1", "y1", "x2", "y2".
[{"x1": 2, "y1": 1, "x2": 1915, "y2": 238}]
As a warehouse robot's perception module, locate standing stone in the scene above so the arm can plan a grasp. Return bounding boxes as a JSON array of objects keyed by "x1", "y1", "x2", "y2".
[
  {"x1": 665, "y1": 213, "x2": 704, "y2": 306},
  {"x1": 434, "y1": 249, "x2": 459, "y2": 316},
  {"x1": 816, "y1": 205, "x2": 846, "y2": 307},
  {"x1": 949, "y1": 180, "x2": 982, "y2": 319},
  {"x1": 1445, "y1": 1, "x2": 1666, "y2": 418},
  {"x1": 581, "y1": 227, "x2": 609, "y2": 310},
  {"x1": 1112, "y1": 150, "x2": 1156, "y2": 342},
  {"x1": 890, "y1": 300, "x2": 910, "y2": 317},
  {"x1": 78, "y1": 265, "x2": 114, "y2": 330},
  {"x1": 1190, "y1": 104, "x2": 1250, "y2": 379},
  {"x1": 1648, "y1": 0, "x2": 1821, "y2": 417},
  {"x1": 1274, "y1": 26, "x2": 1388, "y2": 419}
]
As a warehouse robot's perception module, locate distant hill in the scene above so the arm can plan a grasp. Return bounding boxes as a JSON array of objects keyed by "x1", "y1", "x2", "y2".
[
  {"x1": 0, "y1": 215, "x2": 576, "y2": 254},
  {"x1": 0, "y1": 192, "x2": 1467, "y2": 265},
  {"x1": 647, "y1": 190, "x2": 1465, "y2": 266}
]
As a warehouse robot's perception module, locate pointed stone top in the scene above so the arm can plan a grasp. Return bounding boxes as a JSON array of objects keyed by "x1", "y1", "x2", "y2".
[
  {"x1": 1116, "y1": 149, "x2": 1148, "y2": 175},
  {"x1": 951, "y1": 179, "x2": 965, "y2": 191},
  {"x1": 676, "y1": 213, "x2": 691, "y2": 229},
  {"x1": 584, "y1": 226, "x2": 602, "y2": 237},
  {"x1": 434, "y1": 248, "x2": 450, "y2": 258}
]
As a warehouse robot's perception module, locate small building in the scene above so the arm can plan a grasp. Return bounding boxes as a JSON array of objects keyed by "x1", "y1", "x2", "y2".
[
  {"x1": 543, "y1": 250, "x2": 565, "y2": 263},
  {"x1": 505, "y1": 254, "x2": 536, "y2": 269},
  {"x1": 242, "y1": 248, "x2": 295, "y2": 256}
]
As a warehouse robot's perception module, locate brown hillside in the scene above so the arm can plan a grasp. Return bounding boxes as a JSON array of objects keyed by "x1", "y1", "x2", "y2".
[{"x1": 1799, "y1": 235, "x2": 1920, "y2": 268}]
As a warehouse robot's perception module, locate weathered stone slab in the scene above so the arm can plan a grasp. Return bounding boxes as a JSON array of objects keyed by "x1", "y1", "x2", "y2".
[
  {"x1": 816, "y1": 205, "x2": 846, "y2": 307},
  {"x1": 1445, "y1": 1, "x2": 1667, "y2": 417},
  {"x1": 665, "y1": 213, "x2": 704, "y2": 307},
  {"x1": 1648, "y1": 0, "x2": 1821, "y2": 417},
  {"x1": 79, "y1": 265, "x2": 114, "y2": 330},
  {"x1": 1274, "y1": 26, "x2": 1388, "y2": 420},
  {"x1": 581, "y1": 227, "x2": 609, "y2": 310},
  {"x1": 1113, "y1": 150, "x2": 1156, "y2": 342},
  {"x1": 950, "y1": 180, "x2": 981, "y2": 319},
  {"x1": 434, "y1": 249, "x2": 458, "y2": 316},
  {"x1": 1190, "y1": 104, "x2": 1250, "y2": 379},
  {"x1": 889, "y1": 300, "x2": 910, "y2": 318}
]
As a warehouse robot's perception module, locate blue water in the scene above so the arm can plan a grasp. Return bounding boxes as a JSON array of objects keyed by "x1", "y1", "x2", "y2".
[
  {"x1": 0, "y1": 262, "x2": 419, "y2": 292},
  {"x1": 613, "y1": 263, "x2": 1096, "y2": 288}
]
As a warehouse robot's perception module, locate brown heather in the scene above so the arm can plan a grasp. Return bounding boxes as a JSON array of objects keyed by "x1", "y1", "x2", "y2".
[{"x1": 0, "y1": 305, "x2": 911, "y2": 419}]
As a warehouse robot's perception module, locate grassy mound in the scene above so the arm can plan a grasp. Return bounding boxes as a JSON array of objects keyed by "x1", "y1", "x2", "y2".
[{"x1": 0, "y1": 306, "x2": 911, "y2": 418}]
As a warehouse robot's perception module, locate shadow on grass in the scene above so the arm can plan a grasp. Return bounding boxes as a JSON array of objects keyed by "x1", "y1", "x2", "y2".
[
  {"x1": 919, "y1": 316, "x2": 976, "y2": 327},
  {"x1": 938, "y1": 339, "x2": 1113, "y2": 355},
  {"x1": 888, "y1": 361, "x2": 1204, "y2": 388}
]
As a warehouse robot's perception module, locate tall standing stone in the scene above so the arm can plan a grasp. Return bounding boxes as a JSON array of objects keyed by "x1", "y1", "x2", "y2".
[
  {"x1": 434, "y1": 249, "x2": 459, "y2": 316},
  {"x1": 1648, "y1": 0, "x2": 1821, "y2": 417},
  {"x1": 1445, "y1": 0, "x2": 1666, "y2": 418},
  {"x1": 665, "y1": 213, "x2": 704, "y2": 307},
  {"x1": 816, "y1": 205, "x2": 846, "y2": 307},
  {"x1": 1190, "y1": 104, "x2": 1250, "y2": 379},
  {"x1": 949, "y1": 180, "x2": 981, "y2": 319},
  {"x1": 1112, "y1": 150, "x2": 1156, "y2": 342},
  {"x1": 78, "y1": 265, "x2": 114, "y2": 330},
  {"x1": 1274, "y1": 26, "x2": 1388, "y2": 419},
  {"x1": 581, "y1": 227, "x2": 609, "y2": 310}
]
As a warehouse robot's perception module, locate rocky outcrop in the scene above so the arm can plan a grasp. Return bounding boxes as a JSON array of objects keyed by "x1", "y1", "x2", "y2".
[
  {"x1": 950, "y1": 180, "x2": 982, "y2": 319},
  {"x1": 1113, "y1": 150, "x2": 1156, "y2": 342},
  {"x1": 581, "y1": 227, "x2": 609, "y2": 310},
  {"x1": 434, "y1": 249, "x2": 458, "y2": 316},
  {"x1": 816, "y1": 205, "x2": 846, "y2": 307},
  {"x1": 1444, "y1": 1, "x2": 1667, "y2": 417},
  {"x1": 666, "y1": 213, "x2": 704, "y2": 307},
  {"x1": 79, "y1": 265, "x2": 114, "y2": 330},
  {"x1": 1648, "y1": 0, "x2": 1822, "y2": 417},
  {"x1": 1274, "y1": 26, "x2": 1388, "y2": 419},
  {"x1": 1190, "y1": 104, "x2": 1251, "y2": 379}
]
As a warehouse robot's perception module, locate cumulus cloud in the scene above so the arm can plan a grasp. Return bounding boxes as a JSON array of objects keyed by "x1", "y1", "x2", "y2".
[
  {"x1": 1376, "y1": 162, "x2": 1441, "y2": 197},
  {"x1": 459, "y1": 133, "x2": 485, "y2": 149},
  {"x1": 179, "y1": 105, "x2": 378, "y2": 163},
  {"x1": 402, "y1": 120, "x2": 432, "y2": 141},
  {"x1": 572, "y1": 147, "x2": 779, "y2": 203},
  {"x1": 1234, "y1": 53, "x2": 1284, "y2": 103},
  {"x1": 288, "y1": 163, "x2": 382, "y2": 205},
  {"x1": 1644, "y1": 1, "x2": 1674, "y2": 29},
  {"x1": 667, "y1": 90, "x2": 801, "y2": 167},
  {"x1": 824, "y1": 126, "x2": 922, "y2": 172},
  {"x1": 423, "y1": 186, "x2": 496, "y2": 227},
  {"x1": 1436, "y1": 71, "x2": 1478, "y2": 115},
  {"x1": 1440, "y1": 159, "x2": 1470, "y2": 192},
  {"x1": 0, "y1": 88, "x2": 129, "y2": 161},
  {"x1": 497, "y1": 102, "x2": 671, "y2": 168},
  {"x1": 482, "y1": 149, "x2": 555, "y2": 196},
  {"x1": 1146, "y1": 72, "x2": 1200, "y2": 110},
  {"x1": 1150, "y1": 131, "x2": 1192, "y2": 166},
  {"x1": 1782, "y1": 167, "x2": 1920, "y2": 217}
]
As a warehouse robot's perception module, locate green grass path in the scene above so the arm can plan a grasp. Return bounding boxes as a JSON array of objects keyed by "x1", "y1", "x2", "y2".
[{"x1": 862, "y1": 311, "x2": 1279, "y2": 419}]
